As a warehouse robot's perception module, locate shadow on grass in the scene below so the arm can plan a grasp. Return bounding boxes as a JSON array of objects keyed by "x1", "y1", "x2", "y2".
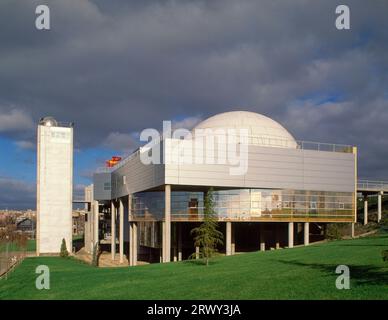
[
  {"x1": 278, "y1": 260, "x2": 388, "y2": 286},
  {"x1": 183, "y1": 258, "x2": 220, "y2": 266}
]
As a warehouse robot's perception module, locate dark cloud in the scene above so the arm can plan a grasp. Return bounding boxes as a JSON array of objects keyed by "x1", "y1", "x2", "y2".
[
  {"x1": 0, "y1": 177, "x2": 35, "y2": 210},
  {"x1": 0, "y1": 0, "x2": 388, "y2": 188}
]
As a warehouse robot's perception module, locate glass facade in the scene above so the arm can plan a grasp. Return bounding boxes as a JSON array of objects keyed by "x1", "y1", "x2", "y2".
[{"x1": 132, "y1": 189, "x2": 354, "y2": 221}]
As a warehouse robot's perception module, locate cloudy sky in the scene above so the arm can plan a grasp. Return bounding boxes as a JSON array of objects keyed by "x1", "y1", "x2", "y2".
[{"x1": 0, "y1": 0, "x2": 387, "y2": 209}]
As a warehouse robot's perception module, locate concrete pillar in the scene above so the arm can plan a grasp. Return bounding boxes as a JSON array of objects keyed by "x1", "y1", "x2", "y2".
[
  {"x1": 93, "y1": 201, "x2": 99, "y2": 246},
  {"x1": 260, "y1": 224, "x2": 265, "y2": 251},
  {"x1": 89, "y1": 206, "x2": 94, "y2": 253},
  {"x1": 288, "y1": 222, "x2": 294, "y2": 248},
  {"x1": 304, "y1": 222, "x2": 309, "y2": 246},
  {"x1": 275, "y1": 224, "x2": 280, "y2": 249},
  {"x1": 178, "y1": 223, "x2": 182, "y2": 261},
  {"x1": 351, "y1": 223, "x2": 355, "y2": 238},
  {"x1": 226, "y1": 222, "x2": 232, "y2": 256},
  {"x1": 132, "y1": 222, "x2": 137, "y2": 266},
  {"x1": 119, "y1": 198, "x2": 124, "y2": 263},
  {"x1": 129, "y1": 222, "x2": 133, "y2": 266},
  {"x1": 163, "y1": 185, "x2": 171, "y2": 262},
  {"x1": 364, "y1": 195, "x2": 368, "y2": 225},
  {"x1": 378, "y1": 191, "x2": 383, "y2": 223},
  {"x1": 111, "y1": 201, "x2": 116, "y2": 260}
]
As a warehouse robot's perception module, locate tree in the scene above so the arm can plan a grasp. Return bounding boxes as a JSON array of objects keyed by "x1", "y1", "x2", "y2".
[
  {"x1": 190, "y1": 188, "x2": 223, "y2": 266},
  {"x1": 60, "y1": 238, "x2": 69, "y2": 258}
]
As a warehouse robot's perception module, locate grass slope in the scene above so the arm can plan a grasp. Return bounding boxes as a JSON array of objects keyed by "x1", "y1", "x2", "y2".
[{"x1": 1, "y1": 233, "x2": 388, "y2": 300}]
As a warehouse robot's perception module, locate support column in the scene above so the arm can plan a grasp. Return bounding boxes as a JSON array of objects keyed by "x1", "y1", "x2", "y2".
[
  {"x1": 178, "y1": 223, "x2": 182, "y2": 261},
  {"x1": 93, "y1": 200, "x2": 99, "y2": 251},
  {"x1": 226, "y1": 222, "x2": 231, "y2": 256},
  {"x1": 119, "y1": 198, "x2": 124, "y2": 263},
  {"x1": 288, "y1": 222, "x2": 294, "y2": 248},
  {"x1": 129, "y1": 222, "x2": 133, "y2": 266},
  {"x1": 378, "y1": 191, "x2": 383, "y2": 223},
  {"x1": 260, "y1": 224, "x2": 265, "y2": 251},
  {"x1": 304, "y1": 222, "x2": 309, "y2": 246},
  {"x1": 364, "y1": 195, "x2": 368, "y2": 225},
  {"x1": 132, "y1": 222, "x2": 137, "y2": 266},
  {"x1": 111, "y1": 201, "x2": 116, "y2": 260},
  {"x1": 89, "y1": 205, "x2": 94, "y2": 253},
  {"x1": 163, "y1": 185, "x2": 171, "y2": 262},
  {"x1": 275, "y1": 224, "x2": 280, "y2": 249}
]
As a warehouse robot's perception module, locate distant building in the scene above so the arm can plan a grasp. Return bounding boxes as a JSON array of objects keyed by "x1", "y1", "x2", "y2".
[
  {"x1": 36, "y1": 117, "x2": 73, "y2": 255},
  {"x1": 16, "y1": 218, "x2": 36, "y2": 237}
]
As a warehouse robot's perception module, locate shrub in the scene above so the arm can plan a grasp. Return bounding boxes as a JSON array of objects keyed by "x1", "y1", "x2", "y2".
[
  {"x1": 382, "y1": 250, "x2": 388, "y2": 262},
  {"x1": 60, "y1": 238, "x2": 69, "y2": 258},
  {"x1": 326, "y1": 223, "x2": 342, "y2": 240}
]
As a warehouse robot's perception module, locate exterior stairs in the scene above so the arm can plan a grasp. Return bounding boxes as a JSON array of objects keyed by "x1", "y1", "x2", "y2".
[{"x1": 74, "y1": 247, "x2": 129, "y2": 267}]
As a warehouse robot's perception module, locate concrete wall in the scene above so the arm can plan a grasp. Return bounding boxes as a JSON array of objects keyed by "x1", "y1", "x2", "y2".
[
  {"x1": 110, "y1": 150, "x2": 165, "y2": 199},
  {"x1": 84, "y1": 184, "x2": 93, "y2": 253},
  {"x1": 37, "y1": 125, "x2": 73, "y2": 255},
  {"x1": 93, "y1": 172, "x2": 112, "y2": 200}
]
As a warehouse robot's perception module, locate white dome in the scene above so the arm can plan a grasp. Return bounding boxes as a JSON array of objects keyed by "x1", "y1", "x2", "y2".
[{"x1": 193, "y1": 111, "x2": 297, "y2": 148}]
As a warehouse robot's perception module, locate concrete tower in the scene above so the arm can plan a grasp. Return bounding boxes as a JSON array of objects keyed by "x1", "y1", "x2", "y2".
[{"x1": 36, "y1": 117, "x2": 73, "y2": 255}]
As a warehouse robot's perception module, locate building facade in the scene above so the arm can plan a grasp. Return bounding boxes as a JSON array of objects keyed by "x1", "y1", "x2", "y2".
[
  {"x1": 85, "y1": 111, "x2": 357, "y2": 265},
  {"x1": 37, "y1": 117, "x2": 73, "y2": 255}
]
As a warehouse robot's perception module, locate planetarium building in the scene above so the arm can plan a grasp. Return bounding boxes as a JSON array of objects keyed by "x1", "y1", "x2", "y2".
[{"x1": 85, "y1": 111, "x2": 357, "y2": 265}]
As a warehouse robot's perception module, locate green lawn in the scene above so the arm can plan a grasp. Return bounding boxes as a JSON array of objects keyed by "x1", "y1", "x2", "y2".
[{"x1": 1, "y1": 233, "x2": 388, "y2": 300}]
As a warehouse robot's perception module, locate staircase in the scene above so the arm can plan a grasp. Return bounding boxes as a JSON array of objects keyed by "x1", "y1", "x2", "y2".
[{"x1": 75, "y1": 247, "x2": 129, "y2": 267}]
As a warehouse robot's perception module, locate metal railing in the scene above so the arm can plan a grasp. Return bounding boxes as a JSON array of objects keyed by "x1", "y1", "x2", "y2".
[
  {"x1": 357, "y1": 180, "x2": 388, "y2": 191},
  {"x1": 296, "y1": 140, "x2": 352, "y2": 153}
]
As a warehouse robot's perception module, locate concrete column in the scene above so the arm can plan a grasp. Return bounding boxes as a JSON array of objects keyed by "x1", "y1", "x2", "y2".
[
  {"x1": 364, "y1": 195, "x2": 368, "y2": 225},
  {"x1": 226, "y1": 222, "x2": 232, "y2": 256},
  {"x1": 93, "y1": 201, "x2": 99, "y2": 246},
  {"x1": 129, "y1": 222, "x2": 133, "y2": 266},
  {"x1": 288, "y1": 222, "x2": 294, "y2": 248},
  {"x1": 111, "y1": 201, "x2": 116, "y2": 260},
  {"x1": 89, "y1": 206, "x2": 94, "y2": 253},
  {"x1": 304, "y1": 222, "x2": 309, "y2": 246},
  {"x1": 260, "y1": 224, "x2": 265, "y2": 251},
  {"x1": 275, "y1": 224, "x2": 280, "y2": 249},
  {"x1": 132, "y1": 222, "x2": 137, "y2": 266},
  {"x1": 378, "y1": 191, "x2": 383, "y2": 223},
  {"x1": 119, "y1": 198, "x2": 124, "y2": 263},
  {"x1": 178, "y1": 223, "x2": 182, "y2": 261},
  {"x1": 351, "y1": 223, "x2": 355, "y2": 238},
  {"x1": 163, "y1": 185, "x2": 171, "y2": 262}
]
